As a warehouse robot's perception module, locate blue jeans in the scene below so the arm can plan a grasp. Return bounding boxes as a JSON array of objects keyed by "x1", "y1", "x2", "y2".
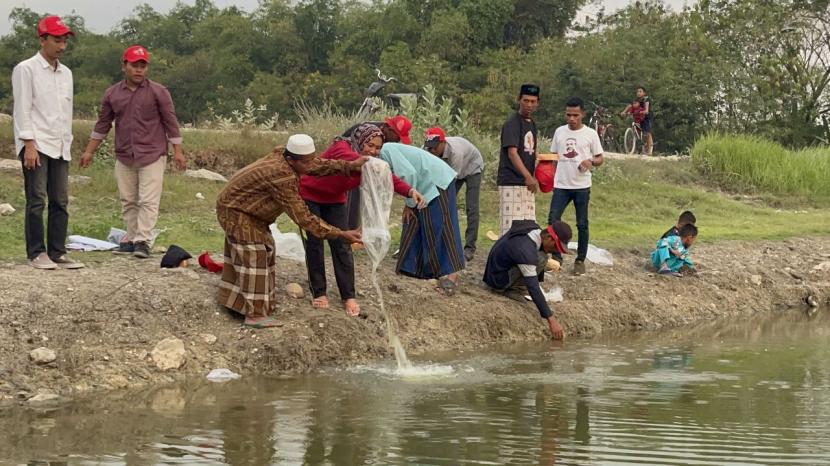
[{"x1": 547, "y1": 188, "x2": 590, "y2": 261}]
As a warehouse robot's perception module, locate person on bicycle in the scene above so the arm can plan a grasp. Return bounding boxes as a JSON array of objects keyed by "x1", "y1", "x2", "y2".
[
  {"x1": 635, "y1": 86, "x2": 653, "y2": 155},
  {"x1": 621, "y1": 99, "x2": 646, "y2": 126}
]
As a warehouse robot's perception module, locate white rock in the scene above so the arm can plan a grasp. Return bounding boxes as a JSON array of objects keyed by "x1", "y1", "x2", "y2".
[
  {"x1": 0, "y1": 203, "x2": 15, "y2": 215},
  {"x1": 29, "y1": 347, "x2": 56, "y2": 364},
  {"x1": 28, "y1": 393, "x2": 60, "y2": 403},
  {"x1": 812, "y1": 261, "x2": 830, "y2": 272},
  {"x1": 195, "y1": 192, "x2": 205, "y2": 200},
  {"x1": 0, "y1": 159, "x2": 19, "y2": 171},
  {"x1": 68, "y1": 175, "x2": 91, "y2": 184},
  {"x1": 200, "y1": 333, "x2": 217, "y2": 345},
  {"x1": 185, "y1": 169, "x2": 227, "y2": 182},
  {"x1": 750, "y1": 275, "x2": 762, "y2": 286},
  {"x1": 151, "y1": 338, "x2": 186, "y2": 371},
  {"x1": 285, "y1": 282, "x2": 304, "y2": 299}
]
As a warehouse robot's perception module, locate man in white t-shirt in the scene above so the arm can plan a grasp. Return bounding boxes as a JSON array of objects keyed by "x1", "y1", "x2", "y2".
[{"x1": 547, "y1": 97, "x2": 604, "y2": 276}]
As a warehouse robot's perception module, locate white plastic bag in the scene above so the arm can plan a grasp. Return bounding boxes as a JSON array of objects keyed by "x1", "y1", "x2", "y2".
[
  {"x1": 544, "y1": 286, "x2": 564, "y2": 303},
  {"x1": 270, "y1": 224, "x2": 305, "y2": 262},
  {"x1": 359, "y1": 158, "x2": 394, "y2": 266},
  {"x1": 206, "y1": 368, "x2": 241, "y2": 382},
  {"x1": 567, "y1": 242, "x2": 614, "y2": 266}
]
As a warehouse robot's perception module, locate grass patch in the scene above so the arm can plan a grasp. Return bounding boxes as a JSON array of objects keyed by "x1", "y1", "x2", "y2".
[
  {"x1": 691, "y1": 134, "x2": 830, "y2": 203},
  {"x1": 1, "y1": 157, "x2": 827, "y2": 261}
]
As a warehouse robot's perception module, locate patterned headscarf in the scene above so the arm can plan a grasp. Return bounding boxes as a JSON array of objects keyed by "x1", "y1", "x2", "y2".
[{"x1": 349, "y1": 123, "x2": 383, "y2": 154}]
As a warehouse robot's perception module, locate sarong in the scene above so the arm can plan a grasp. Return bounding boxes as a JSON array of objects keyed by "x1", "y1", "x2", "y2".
[
  {"x1": 396, "y1": 183, "x2": 465, "y2": 279},
  {"x1": 217, "y1": 236, "x2": 278, "y2": 317},
  {"x1": 498, "y1": 185, "x2": 536, "y2": 236}
]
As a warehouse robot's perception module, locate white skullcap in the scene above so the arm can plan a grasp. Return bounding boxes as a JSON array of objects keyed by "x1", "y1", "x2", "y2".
[{"x1": 285, "y1": 134, "x2": 316, "y2": 156}]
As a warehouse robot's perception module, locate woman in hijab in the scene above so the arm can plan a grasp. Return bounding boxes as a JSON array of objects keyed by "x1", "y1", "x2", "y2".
[
  {"x1": 299, "y1": 124, "x2": 424, "y2": 316},
  {"x1": 377, "y1": 142, "x2": 465, "y2": 296}
]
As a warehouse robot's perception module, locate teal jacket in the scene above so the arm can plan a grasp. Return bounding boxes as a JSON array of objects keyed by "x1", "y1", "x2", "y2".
[{"x1": 379, "y1": 143, "x2": 457, "y2": 208}]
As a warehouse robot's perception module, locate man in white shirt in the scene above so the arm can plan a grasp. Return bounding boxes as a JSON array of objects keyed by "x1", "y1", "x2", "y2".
[
  {"x1": 547, "y1": 97, "x2": 604, "y2": 276},
  {"x1": 12, "y1": 16, "x2": 83, "y2": 269},
  {"x1": 424, "y1": 126, "x2": 484, "y2": 262}
]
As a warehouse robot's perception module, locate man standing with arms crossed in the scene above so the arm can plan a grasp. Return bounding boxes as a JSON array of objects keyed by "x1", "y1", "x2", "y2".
[
  {"x1": 12, "y1": 16, "x2": 84, "y2": 270},
  {"x1": 548, "y1": 97, "x2": 604, "y2": 276},
  {"x1": 497, "y1": 84, "x2": 540, "y2": 237},
  {"x1": 81, "y1": 45, "x2": 186, "y2": 258}
]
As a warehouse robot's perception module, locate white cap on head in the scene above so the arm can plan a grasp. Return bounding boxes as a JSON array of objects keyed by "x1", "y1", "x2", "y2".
[{"x1": 285, "y1": 134, "x2": 316, "y2": 156}]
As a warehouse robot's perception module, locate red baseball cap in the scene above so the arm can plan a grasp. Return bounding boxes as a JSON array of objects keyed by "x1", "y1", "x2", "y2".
[
  {"x1": 37, "y1": 16, "x2": 74, "y2": 37},
  {"x1": 423, "y1": 126, "x2": 446, "y2": 149},
  {"x1": 123, "y1": 45, "x2": 150, "y2": 63},
  {"x1": 546, "y1": 222, "x2": 572, "y2": 255},
  {"x1": 384, "y1": 115, "x2": 412, "y2": 145}
]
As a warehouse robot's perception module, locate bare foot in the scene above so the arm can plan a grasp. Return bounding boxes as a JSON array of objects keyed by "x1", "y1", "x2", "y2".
[
  {"x1": 343, "y1": 298, "x2": 360, "y2": 317},
  {"x1": 312, "y1": 296, "x2": 329, "y2": 309}
]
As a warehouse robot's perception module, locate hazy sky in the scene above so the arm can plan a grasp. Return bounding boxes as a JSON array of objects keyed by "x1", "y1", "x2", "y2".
[{"x1": 1, "y1": 0, "x2": 691, "y2": 36}]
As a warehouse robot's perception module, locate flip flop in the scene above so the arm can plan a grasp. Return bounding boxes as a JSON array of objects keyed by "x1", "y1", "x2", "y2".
[
  {"x1": 242, "y1": 316, "x2": 284, "y2": 329},
  {"x1": 312, "y1": 296, "x2": 329, "y2": 309}
]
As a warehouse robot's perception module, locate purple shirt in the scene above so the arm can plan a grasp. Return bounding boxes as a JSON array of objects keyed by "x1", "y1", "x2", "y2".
[{"x1": 91, "y1": 78, "x2": 183, "y2": 167}]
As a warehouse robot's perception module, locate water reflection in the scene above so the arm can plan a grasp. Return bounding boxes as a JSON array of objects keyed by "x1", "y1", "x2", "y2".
[{"x1": 2, "y1": 309, "x2": 830, "y2": 465}]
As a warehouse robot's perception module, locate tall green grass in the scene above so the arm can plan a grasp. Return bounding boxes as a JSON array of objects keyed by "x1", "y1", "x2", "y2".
[{"x1": 691, "y1": 134, "x2": 830, "y2": 200}]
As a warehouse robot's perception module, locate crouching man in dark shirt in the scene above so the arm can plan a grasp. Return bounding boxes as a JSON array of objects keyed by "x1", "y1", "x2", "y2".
[{"x1": 483, "y1": 220, "x2": 572, "y2": 340}]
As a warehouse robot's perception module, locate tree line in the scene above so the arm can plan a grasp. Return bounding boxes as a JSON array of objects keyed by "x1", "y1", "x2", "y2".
[{"x1": 1, "y1": 0, "x2": 828, "y2": 152}]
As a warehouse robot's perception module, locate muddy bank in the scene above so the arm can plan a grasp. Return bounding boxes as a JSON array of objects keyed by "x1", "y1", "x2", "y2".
[{"x1": 0, "y1": 237, "x2": 827, "y2": 404}]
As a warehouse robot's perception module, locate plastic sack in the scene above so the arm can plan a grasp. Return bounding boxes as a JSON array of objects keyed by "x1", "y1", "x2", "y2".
[
  {"x1": 544, "y1": 286, "x2": 564, "y2": 303},
  {"x1": 567, "y1": 242, "x2": 614, "y2": 266},
  {"x1": 206, "y1": 368, "x2": 241, "y2": 382},
  {"x1": 359, "y1": 157, "x2": 394, "y2": 266},
  {"x1": 270, "y1": 224, "x2": 305, "y2": 262}
]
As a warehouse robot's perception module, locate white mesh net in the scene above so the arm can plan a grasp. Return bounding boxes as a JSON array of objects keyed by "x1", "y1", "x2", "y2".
[{"x1": 359, "y1": 157, "x2": 394, "y2": 267}]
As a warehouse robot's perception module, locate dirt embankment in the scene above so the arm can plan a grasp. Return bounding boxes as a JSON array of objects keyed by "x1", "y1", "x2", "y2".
[{"x1": 0, "y1": 237, "x2": 828, "y2": 404}]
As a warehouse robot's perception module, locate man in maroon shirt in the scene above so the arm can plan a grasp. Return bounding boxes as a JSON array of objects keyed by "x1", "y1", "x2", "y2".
[{"x1": 80, "y1": 45, "x2": 186, "y2": 258}]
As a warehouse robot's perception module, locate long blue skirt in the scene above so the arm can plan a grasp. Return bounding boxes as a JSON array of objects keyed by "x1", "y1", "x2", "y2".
[{"x1": 396, "y1": 183, "x2": 465, "y2": 279}]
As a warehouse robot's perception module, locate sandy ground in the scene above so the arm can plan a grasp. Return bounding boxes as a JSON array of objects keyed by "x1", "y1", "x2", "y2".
[{"x1": 0, "y1": 237, "x2": 828, "y2": 405}]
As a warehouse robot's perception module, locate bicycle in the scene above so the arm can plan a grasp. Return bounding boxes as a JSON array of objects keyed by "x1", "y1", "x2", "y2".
[
  {"x1": 356, "y1": 68, "x2": 416, "y2": 120},
  {"x1": 623, "y1": 120, "x2": 645, "y2": 155},
  {"x1": 588, "y1": 102, "x2": 617, "y2": 152}
]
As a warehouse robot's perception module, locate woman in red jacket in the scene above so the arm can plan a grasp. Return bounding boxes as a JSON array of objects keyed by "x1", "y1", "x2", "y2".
[{"x1": 299, "y1": 124, "x2": 424, "y2": 316}]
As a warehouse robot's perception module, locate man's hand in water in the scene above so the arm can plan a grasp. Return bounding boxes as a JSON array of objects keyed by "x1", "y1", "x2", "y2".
[
  {"x1": 347, "y1": 156, "x2": 370, "y2": 173},
  {"x1": 340, "y1": 230, "x2": 363, "y2": 244},
  {"x1": 547, "y1": 316, "x2": 564, "y2": 340}
]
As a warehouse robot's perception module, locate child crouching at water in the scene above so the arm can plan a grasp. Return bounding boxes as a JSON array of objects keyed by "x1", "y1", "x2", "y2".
[{"x1": 651, "y1": 223, "x2": 698, "y2": 277}]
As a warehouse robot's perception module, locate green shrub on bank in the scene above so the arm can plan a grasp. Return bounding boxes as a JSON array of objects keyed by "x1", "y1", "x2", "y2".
[{"x1": 691, "y1": 134, "x2": 830, "y2": 199}]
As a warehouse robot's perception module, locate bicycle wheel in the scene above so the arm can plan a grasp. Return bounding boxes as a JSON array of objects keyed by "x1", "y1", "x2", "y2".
[
  {"x1": 624, "y1": 127, "x2": 637, "y2": 154},
  {"x1": 602, "y1": 125, "x2": 617, "y2": 152}
]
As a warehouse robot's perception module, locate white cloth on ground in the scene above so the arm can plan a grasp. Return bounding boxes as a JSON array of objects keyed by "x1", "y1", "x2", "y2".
[{"x1": 66, "y1": 235, "x2": 119, "y2": 251}]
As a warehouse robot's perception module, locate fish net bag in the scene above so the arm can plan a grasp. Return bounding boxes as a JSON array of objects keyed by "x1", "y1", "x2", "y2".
[{"x1": 359, "y1": 157, "x2": 394, "y2": 266}]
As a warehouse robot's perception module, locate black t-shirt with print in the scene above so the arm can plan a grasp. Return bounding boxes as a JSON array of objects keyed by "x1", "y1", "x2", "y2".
[
  {"x1": 497, "y1": 112, "x2": 538, "y2": 186},
  {"x1": 638, "y1": 95, "x2": 652, "y2": 121}
]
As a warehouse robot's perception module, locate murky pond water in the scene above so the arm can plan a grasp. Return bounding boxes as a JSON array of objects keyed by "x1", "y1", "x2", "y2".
[{"x1": 4, "y1": 309, "x2": 830, "y2": 465}]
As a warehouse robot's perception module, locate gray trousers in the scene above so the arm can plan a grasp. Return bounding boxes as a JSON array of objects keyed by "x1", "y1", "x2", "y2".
[
  {"x1": 455, "y1": 172, "x2": 481, "y2": 253},
  {"x1": 21, "y1": 151, "x2": 69, "y2": 260},
  {"x1": 497, "y1": 250, "x2": 549, "y2": 292}
]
